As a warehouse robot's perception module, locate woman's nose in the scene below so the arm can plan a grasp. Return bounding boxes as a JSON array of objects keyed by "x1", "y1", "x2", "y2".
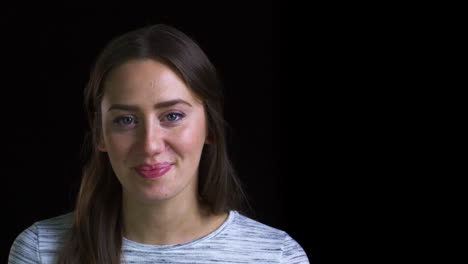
[{"x1": 141, "y1": 119, "x2": 165, "y2": 156}]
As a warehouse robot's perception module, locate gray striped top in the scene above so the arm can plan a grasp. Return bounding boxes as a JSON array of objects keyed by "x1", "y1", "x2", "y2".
[{"x1": 8, "y1": 211, "x2": 309, "y2": 263}]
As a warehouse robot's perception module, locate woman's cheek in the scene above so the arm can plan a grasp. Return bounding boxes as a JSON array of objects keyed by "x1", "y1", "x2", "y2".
[
  {"x1": 107, "y1": 133, "x2": 132, "y2": 160},
  {"x1": 174, "y1": 122, "x2": 206, "y2": 151}
]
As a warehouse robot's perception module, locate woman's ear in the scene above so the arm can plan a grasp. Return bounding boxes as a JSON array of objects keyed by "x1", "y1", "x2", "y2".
[
  {"x1": 98, "y1": 142, "x2": 107, "y2": 152},
  {"x1": 205, "y1": 126, "x2": 213, "y2": 144},
  {"x1": 95, "y1": 115, "x2": 108, "y2": 152},
  {"x1": 97, "y1": 135, "x2": 107, "y2": 152}
]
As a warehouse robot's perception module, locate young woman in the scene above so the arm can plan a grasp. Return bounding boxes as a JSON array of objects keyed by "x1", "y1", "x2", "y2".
[{"x1": 8, "y1": 24, "x2": 309, "y2": 264}]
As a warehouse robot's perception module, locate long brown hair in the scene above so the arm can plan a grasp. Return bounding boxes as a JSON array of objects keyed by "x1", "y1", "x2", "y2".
[{"x1": 57, "y1": 24, "x2": 246, "y2": 264}]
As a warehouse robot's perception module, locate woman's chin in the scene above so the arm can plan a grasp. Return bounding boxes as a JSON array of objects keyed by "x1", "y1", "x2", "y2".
[{"x1": 139, "y1": 189, "x2": 174, "y2": 203}]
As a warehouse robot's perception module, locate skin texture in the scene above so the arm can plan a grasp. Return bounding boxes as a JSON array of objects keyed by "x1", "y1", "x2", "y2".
[{"x1": 98, "y1": 59, "x2": 226, "y2": 245}]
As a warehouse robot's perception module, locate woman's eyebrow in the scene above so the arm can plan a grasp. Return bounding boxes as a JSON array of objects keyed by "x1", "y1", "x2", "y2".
[{"x1": 107, "y1": 99, "x2": 193, "y2": 112}]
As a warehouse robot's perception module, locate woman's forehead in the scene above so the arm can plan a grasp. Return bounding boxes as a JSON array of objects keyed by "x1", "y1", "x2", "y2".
[
  {"x1": 104, "y1": 61, "x2": 187, "y2": 98},
  {"x1": 101, "y1": 60, "x2": 202, "y2": 108}
]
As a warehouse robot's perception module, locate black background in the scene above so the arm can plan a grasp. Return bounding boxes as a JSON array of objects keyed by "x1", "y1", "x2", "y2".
[{"x1": 1, "y1": 2, "x2": 324, "y2": 263}]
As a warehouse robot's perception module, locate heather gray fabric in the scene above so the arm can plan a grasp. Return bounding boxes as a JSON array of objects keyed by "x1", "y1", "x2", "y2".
[{"x1": 9, "y1": 211, "x2": 309, "y2": 263}]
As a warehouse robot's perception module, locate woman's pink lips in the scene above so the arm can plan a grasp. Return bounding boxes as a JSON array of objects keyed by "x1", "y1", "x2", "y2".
[{"x1": 134, "y1": 163, "x2": 173, "y2": 179}]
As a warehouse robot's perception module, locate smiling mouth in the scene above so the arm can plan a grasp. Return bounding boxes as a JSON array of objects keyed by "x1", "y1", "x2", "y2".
[{"x1": 134, "y1": 162, "x2": 174, "y2": 179}]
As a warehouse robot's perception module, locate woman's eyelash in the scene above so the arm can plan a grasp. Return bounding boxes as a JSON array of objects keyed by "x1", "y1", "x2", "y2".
[
  {"x1": 113, "y1": 116, "x2": 136, "y2": 126},
  {"x1": 163, "y1": 112, "x2": 186, "y2": 122}
]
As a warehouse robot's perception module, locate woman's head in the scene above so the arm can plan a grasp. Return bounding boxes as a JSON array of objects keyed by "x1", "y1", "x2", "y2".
[{"x1": 83, "y1": 24, "x2": 242, "y2": 213}]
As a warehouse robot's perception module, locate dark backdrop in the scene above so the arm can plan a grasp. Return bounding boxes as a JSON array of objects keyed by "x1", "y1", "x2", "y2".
[{"x1": 1, "y1": 3, "x2": 322, "y2": 263}]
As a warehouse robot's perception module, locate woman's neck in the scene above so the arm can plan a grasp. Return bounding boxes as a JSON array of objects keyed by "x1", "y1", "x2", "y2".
[{"x1": 122, "y1": 192, "x2": 226, "y2": 245}]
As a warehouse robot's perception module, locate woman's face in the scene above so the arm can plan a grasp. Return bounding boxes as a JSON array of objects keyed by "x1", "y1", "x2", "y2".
[{"x1": 99, "y1": 59, "x2": 208, "y2": 203}]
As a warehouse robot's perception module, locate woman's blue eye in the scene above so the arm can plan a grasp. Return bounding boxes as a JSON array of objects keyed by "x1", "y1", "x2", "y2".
[
  {"x1": 165, "y1": 112, "x2": 185, "y2": 122},
  {"x1": 114, "y1": 116, "x2": 135, "y2": 126}
]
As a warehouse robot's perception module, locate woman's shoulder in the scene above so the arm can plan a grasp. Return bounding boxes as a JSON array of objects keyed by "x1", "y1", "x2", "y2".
[
  {"x1": 225, "y1": 211, "x2": 310, "y2": 263},
  {"x1": 8, "y1": 212, "x2": 73, "y2": 264},
  {"x1": 35, "y1": 212, "x2": 74, "y2": 230},
  {"x1": 15, "y1": 212, "x2": 73, "y2": 242},
  {"x1": 35, "y1": 212, "x2": 74, "y2": 247},
  {"x1": 31, "y1": 212, "x2": 74, "y2": 242},
  {"x1": 229, "y1": 211, "x2": 290, "y2": 239}
]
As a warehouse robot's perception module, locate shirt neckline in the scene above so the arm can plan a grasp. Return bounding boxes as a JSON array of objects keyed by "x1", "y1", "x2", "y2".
[{"x1": 122, "y1": 210, "x2": 237, "y2": 251}]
